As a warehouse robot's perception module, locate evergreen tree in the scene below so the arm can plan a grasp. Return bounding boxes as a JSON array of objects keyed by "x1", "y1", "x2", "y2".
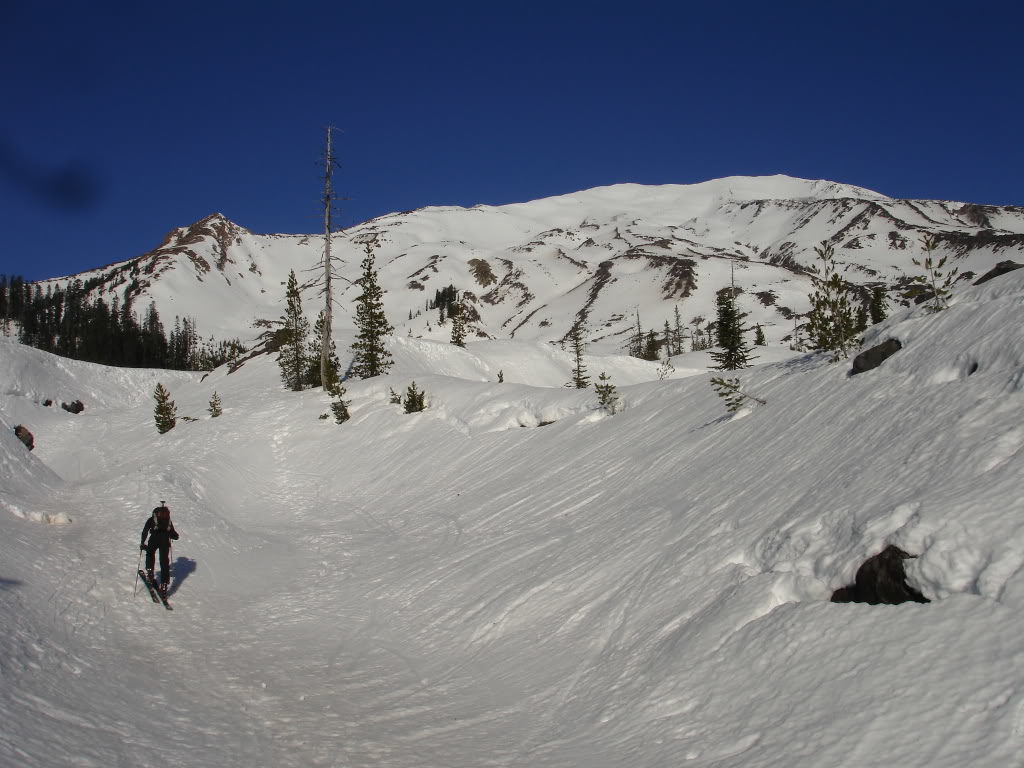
[
  {"x1": 709, "y1": 376, "x2": 767, "y2": 414},
  {"x1": 754, "y1": 324, "x2": 766, "y2": 346},
  {"x1": 641, "y1": 330, "x2": 660, "y2": 361},
  {"x1": 153, "y1": 382, "x2": 177, "y2": 433},
  {"x1": 404, "y1": 381, "x2": 426, "y2": 413},
  {"x1": 143, "y1": 302, "x2": 168, "y2": 367},
  {"x1": 710, "y1": 288, "x2": 754, "y2": 370},
  {"x1": 208, "y1": 391, "x2": 223, "y2": 417},
  {"x1": 449, "y1": 301, "x2": 466, "y2": 347},
  {"x1": 806, "y1": 241, "x2": 856, "y2": 361},
  {"x1": 627, "y1": 312, "x2": 645, "y2": 358},
  {"x1": 673, "y1": 305, "x2": 685, "y2": 355},
  {"x1": 594, "y1": 372, "x2": 620, "y2": 415},
  {"x1": 328, "y1": 380, "x2": 351, "y2": 424},
  {"x1": 306, "y1": 310, "x2": 340, "y2": 388},
  {"x1": 350, "y1": 243, "x2": 394, "y2": 378},
  {"x1": 912, "y1": 234, "x2": 958, "y2": 313},
  {"x1": 869, "y1": 285, "x2": 888, "y2": 325},
  {"x1": 568, "y1": 324, "x2": 589, "y2": 388},
  {"x1": 497, "y1": 369, "x2": 504, "y2": 383},
  {"x1": 278, "y1": 269, "x2": 310, "y2": 391},
  {"x1": 854, "y1": 304, "x2": 869, "y2": 334},
  {"x1": 657, "y1": 356, "x2": 675, "y2": 380}
]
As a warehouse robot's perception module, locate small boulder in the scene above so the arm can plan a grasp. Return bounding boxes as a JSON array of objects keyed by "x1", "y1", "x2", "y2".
[
  {"x1": 61, "y1": 400, "x2": 85, "y2": 414},
  {"x1": 14, "y1": 425, "x2": 34, "y2": 451},
  {"x1": 850, "y1": 339, "x2": 903, "y2": 376},
  {"x1": 831, "y1": 545, "x2": 929, "y2": 605}
]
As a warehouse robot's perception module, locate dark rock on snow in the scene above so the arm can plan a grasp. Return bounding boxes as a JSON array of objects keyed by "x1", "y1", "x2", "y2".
[
  {"x1": 61, "y1": 400, "x2": 85, "y2": 414},
  {"x1": 14, "y1": 425, "x2": 34, "y2": 451},
  {"x1": 831, "y1": 545, "x2": 929, "y2": 605},
  {"x1": 850, "y1": 339, "x2": 903, "y2": 376},
  {"x1": 973, "y1": 260, "x2": 1023, "y2": 286}
]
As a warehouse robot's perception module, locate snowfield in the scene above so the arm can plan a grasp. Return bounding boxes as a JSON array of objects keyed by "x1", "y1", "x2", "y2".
[{"x1": 2, "y1": 268, "x2": 1024, "y2": 767}]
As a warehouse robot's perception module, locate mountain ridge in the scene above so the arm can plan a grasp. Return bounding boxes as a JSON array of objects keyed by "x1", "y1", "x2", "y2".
[{"x1": 35, "y1": 175, "x2": 1024, "y2": 353}]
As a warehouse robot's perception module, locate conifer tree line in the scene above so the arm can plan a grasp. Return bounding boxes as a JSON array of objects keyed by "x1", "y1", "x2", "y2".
[
  {"x1": 622, "y1": 306, "x2": 724, "y2": 361},
  {"x1": 1, "y1": 274, "x2": 244, "y2": 370},
  {"x1": 429, "y1": 284, "x2": 460, "y2": 323}
]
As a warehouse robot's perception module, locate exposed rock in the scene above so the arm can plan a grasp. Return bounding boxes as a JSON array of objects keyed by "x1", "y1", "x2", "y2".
[
  {"x1": 973, "y1": 260, "x2": 1023, "y2": 286},
  {"x1": 14, "y1": 425, "x2": 34, "y2": 451},
  {"x1": 850, "y1": 339, "x2": 902, "y2": 375},
  {"x1": 831, "y1": 545, "x2": 929, "y2": 605},
  {"x1": 61, "y1": 400, "x2": 85, "y2": 414}
]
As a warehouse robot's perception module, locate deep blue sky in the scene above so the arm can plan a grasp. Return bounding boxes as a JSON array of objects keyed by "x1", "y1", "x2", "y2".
[{"x1": 3, "y1": 1, "x2": 1022, "y2": 281}]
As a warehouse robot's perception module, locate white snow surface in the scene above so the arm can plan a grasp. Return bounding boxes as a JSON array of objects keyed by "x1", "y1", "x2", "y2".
[{"x1": 2, "y1": 269, "x2": 1024, "y2": 767}]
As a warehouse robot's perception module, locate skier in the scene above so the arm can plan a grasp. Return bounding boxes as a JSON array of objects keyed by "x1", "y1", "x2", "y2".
[{"x1": 140, "y1": 503, "x2": 179, "y2": 595}]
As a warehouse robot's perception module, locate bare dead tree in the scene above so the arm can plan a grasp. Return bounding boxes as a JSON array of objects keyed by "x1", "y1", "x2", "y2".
[{"x1": 320, "y1": 126, "x2": 339, "y2": 391}]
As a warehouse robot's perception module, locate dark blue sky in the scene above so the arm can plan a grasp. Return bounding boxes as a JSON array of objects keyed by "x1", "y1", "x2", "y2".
[{"x1": 3, "y1": 1, "x2": 1022, "y2": 281}]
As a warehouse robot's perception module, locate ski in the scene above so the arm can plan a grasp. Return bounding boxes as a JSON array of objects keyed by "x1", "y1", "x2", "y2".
[
  {"x1": 157, "y1": 589, "x2": 173, "y2": 611},
  {"x1": 137, "y1": 569, "x2": 173, "y2": 610},
  {"x1": 138, "y1": 569, "x2": 160, "y2": 603}
]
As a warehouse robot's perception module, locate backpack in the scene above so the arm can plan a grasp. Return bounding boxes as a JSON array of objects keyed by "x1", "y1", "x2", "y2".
[{"x1": 152, "y1": 506, "x2": 171, "y2": 531}]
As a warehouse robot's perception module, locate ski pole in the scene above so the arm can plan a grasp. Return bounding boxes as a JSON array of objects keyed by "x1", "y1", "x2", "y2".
[{"x1": 133, "y1": 548, "x2": 143, "y2": 597}]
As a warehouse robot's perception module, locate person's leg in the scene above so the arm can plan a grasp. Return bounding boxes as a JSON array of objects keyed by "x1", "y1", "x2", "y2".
[
  {"x1": 145, "y1": 545, "x2": 156, "y2": 580},
  {"x1": 158, "y1": 544, "x2": 171, "y2": 591}
]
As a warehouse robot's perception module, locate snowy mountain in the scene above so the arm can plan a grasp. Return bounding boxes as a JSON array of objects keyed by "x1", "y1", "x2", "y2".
[
  {"x1": 2, "y1": 253, "x2": 1024, "y2": 767},
  {"x1": 41, "y1": 175, "x2": 1024, "y2": 352}
]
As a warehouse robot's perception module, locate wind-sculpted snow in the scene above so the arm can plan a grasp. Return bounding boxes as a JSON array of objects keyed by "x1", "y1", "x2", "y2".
[{"x1": 1, "y1": 270, "x2": 1024, "y2": 766}]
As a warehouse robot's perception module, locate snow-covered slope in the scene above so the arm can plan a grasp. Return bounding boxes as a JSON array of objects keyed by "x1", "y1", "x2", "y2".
[
  {"x1": 40, "y1": 175, "x2": 1024, "y2": 353},
  {"x1": 2, "y1": 266, "x2": 1023, "y2": 767}
]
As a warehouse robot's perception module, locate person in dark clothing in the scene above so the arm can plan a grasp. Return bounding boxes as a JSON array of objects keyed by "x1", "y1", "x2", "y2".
[{"x1": 140, "y1": 504, "x2": 179, "y2": 594}]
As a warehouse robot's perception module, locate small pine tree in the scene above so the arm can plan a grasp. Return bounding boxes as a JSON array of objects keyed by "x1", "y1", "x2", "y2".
[
  {"x1": 388, "y1": 387, "x2": 402, "y2": 404},
  {"x1": 404, "y1": 381, "x2": 426, "y2": 413},
  {"x1": 657, "y1": 356, "x2": 675, "y2": 380},
  {"x1": 912, "y1": 234, "x2": 958, "y2": 313},
  {"x1": 328, "y1": 381, "x2": 351, "y2": 424},
  {"x1": 208, "y1": 391, "x2": 222, "y2": 418},
  {"x1": 754, "y1": 324, "x2": 766, "y2": 346},
  {"x1": 594, "y1": 372, "x2": 620, "y2": 415},
  {"x1": 568, "y1": 324, "x2": 589, "y2": 388},
  {"x1": 869, "y1": 286, "x2": 888, "y2": 325},
  {"x1": 449, "y1": 302, "x2": 466, "y2": 347},
  {"x1": 806, "y1": 241, "x2": 856, "y2": 361},
  {"x1": 709, "y1": 376, "x2": 767, "y2": 414},
  {"x1": 641, "y1": 329, "x2": 660, "y2": 361},
  {"x1": 153, "y1": 382, "x2": 177, "y2": 433},
  {"x1": 497, "y1": 369, "x2": 504, "y2": 383},
  {"x1": 710, "y1": 289, "x2": 754, "y2": 370},
  {"x1": 278, "y1": 269, "x2": 310, "y2": 391}
]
